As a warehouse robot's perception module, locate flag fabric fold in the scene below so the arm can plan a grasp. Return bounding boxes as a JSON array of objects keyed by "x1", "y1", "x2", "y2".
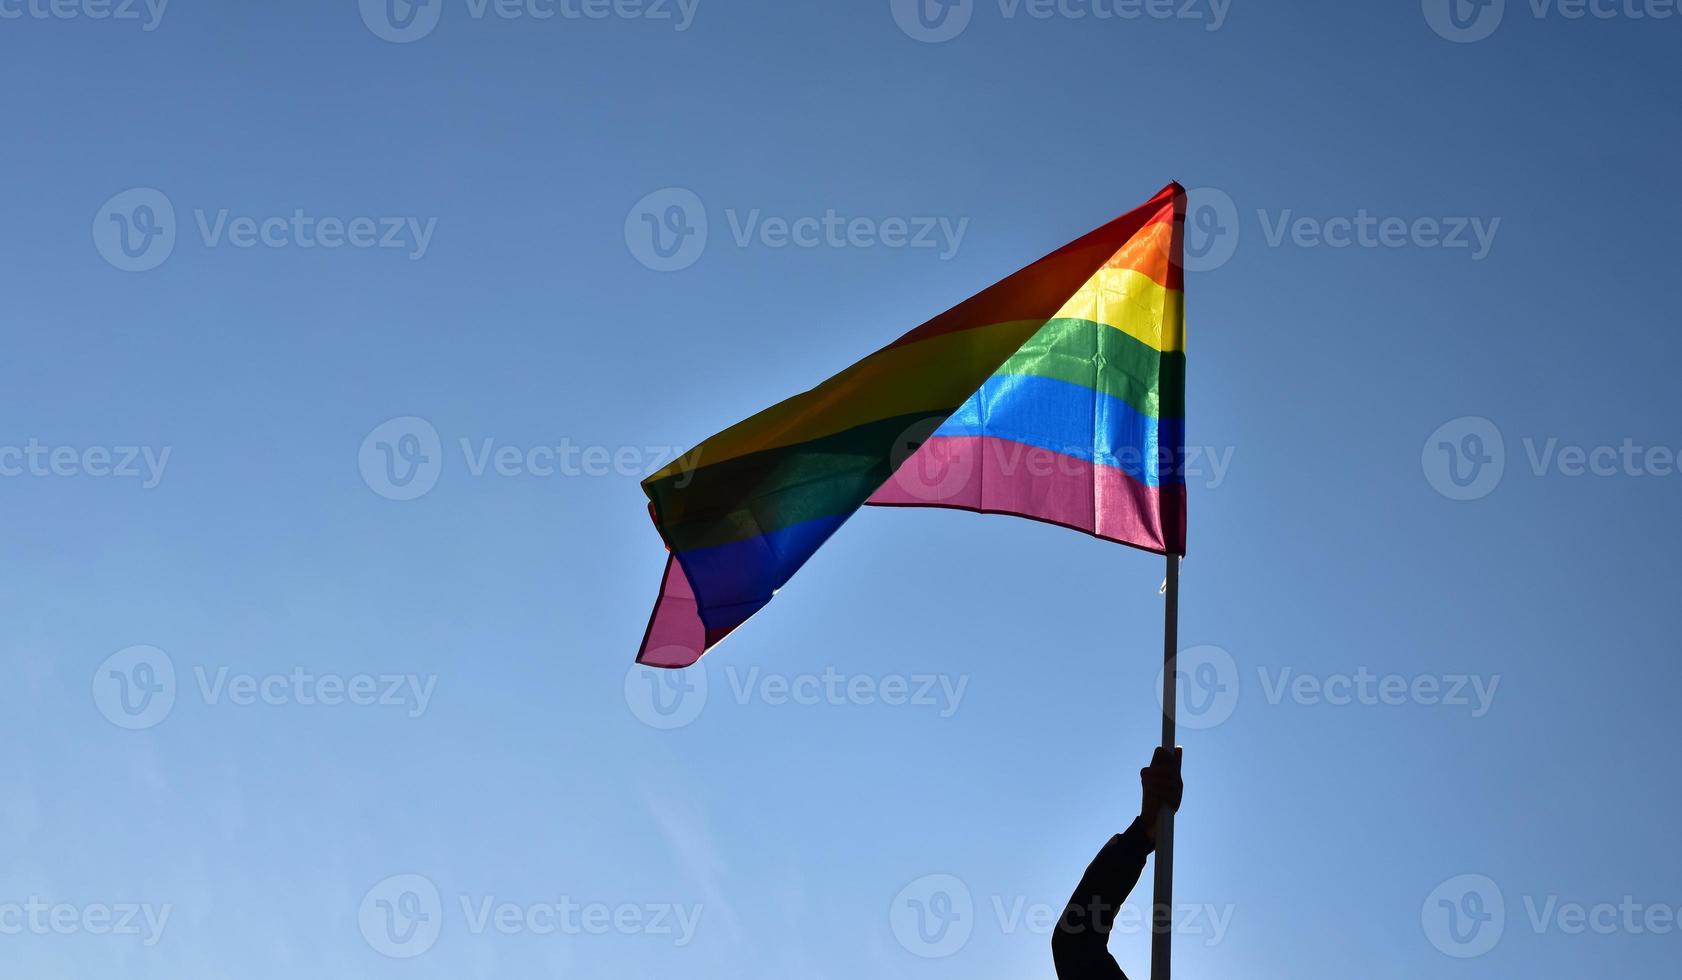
[{"x1": 637, "y1": 183, "x2": 1187, "y2": 669}]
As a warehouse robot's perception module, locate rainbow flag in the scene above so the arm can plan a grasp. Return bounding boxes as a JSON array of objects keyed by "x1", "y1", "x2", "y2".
[{"x1": 637, "y1": 184, "x2": 1186, "y2": 668}]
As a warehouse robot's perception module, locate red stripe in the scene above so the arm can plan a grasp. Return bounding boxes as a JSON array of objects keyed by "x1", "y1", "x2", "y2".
[
  {"x1": 864, "y1": 434, "x2": 1186, "y2": 555},
  {"x1": 882, "y1": 184, "x2": 1184, "y2": 353}
]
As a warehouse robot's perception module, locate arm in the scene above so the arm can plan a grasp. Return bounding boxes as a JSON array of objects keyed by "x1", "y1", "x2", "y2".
[
  {"x1": 1051, "y1": 747, "x2": 1183, "y2": 980},
  {"x1": 1051, "y1": 818, "x2": 1155, "y2": 980}
]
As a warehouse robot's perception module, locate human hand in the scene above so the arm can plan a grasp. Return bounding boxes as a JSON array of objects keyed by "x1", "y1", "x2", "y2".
[{"x1": 1139, "y1": 745, "x2": 1183, "y2": 840}]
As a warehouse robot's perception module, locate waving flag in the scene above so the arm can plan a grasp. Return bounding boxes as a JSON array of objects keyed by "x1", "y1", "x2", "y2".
[{"x1": 637, "y1": 183, "x2": 1186, "y2": 668}]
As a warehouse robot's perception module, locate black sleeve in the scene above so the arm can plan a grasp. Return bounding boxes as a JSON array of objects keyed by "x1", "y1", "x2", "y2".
[{"x1": 1051, "y1": 817, "x2": 1154, "y2": 980}]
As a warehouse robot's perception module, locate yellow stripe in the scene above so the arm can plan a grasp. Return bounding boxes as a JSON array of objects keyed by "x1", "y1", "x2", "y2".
[
  {"x1": 648, "y1": 318, "x2": 1045, "y2": 481},
  {"x1": 1053, "y1": 266, "x2": 1184, "y2": 353}
]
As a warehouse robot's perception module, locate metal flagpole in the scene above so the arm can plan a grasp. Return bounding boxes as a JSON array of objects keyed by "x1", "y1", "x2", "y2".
[{"x1": 1151, "y1": 552, "x2": 1180, "y2": 980}]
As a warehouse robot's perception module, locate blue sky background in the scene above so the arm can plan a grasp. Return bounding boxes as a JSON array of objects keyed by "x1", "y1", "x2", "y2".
[{"x1": 3, "y1": 1, "x2": 1681, "y2": 977}]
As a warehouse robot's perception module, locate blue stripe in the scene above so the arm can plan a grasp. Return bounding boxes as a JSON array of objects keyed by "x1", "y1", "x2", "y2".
[
  {"x1": 675, "y1": 512, "x2": 853, "y2": 635},
  {"x1": 932, "y1": 374, "x2": 1187, "y2": 487}
]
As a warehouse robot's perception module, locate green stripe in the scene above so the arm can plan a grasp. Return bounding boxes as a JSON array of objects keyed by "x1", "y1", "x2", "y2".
[
  {"x1": 648, "y1": 412, "x2": 947, "y2": 553},
  {"x1": 997, "y1": 318, "x2": 1184, "y2": 420},
  {"x1": 646, "y1": 320, "x2": 1183, "y2": 553}
]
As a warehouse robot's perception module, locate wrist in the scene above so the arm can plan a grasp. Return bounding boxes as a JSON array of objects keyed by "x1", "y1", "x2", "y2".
[{"x1": 1127, "y1": 814, "x2": 1157, "y2": 848}]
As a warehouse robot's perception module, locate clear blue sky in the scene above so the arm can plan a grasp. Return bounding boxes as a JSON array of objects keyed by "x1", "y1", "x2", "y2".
[{"x1": 3, "y1": 1, "x2": 1680, "y2": 977}]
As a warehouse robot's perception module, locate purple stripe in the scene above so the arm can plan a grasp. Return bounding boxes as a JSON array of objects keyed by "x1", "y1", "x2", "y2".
[
  {"x1": 637, "y1": 555, "x2": 708, "y2": 668},
  {"x1": 866, "y1": 435, "x2": 1185, "y2": 554}
]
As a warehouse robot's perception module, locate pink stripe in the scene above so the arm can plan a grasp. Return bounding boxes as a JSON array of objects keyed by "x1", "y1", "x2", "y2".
[
  {"x1": 636, "y1": 555, "x2": 708, "y2": 668},
  {"x1": 866, "y1": 435, "x2": 1185, "y2": 555}
]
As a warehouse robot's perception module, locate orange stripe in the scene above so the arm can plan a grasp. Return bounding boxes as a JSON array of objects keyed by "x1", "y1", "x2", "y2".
[
  {"x1": 1102, "y1": 216, "x2": 1179, "y2": 290},
  {"x1": 883, "y1": 184, "x2": 1182, "y2": 352}
]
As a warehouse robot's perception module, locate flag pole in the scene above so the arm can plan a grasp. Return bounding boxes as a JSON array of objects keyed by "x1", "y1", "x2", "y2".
[{"x1": 1151, "y1": 552, "x2": 1179, "y2": 980}]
